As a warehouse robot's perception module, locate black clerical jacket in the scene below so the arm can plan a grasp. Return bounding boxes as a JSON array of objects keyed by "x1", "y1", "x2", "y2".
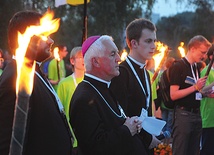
[
  {"x1": 0, "y1": 60, "x2": 72, "y2": 155},
  {"x1": 110, "y1": 57, "x2": 153, "y2": 154},
  {"x1": 70, "y1": 75, "x2": 147, "y2": 155}
]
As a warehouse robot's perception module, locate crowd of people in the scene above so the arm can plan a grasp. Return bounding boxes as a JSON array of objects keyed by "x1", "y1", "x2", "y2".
[{"x1": 0, "y1": 9, "x2": 214, "y2": 155}]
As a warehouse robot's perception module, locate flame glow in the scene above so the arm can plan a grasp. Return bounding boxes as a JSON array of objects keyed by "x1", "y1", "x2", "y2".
[
  {"x1": 178, "y1": 42, "x2": 185, "y2": 57},
  {"x1": 120, "y1": 49, "x2": 128, "y2": 62},
  {"x1": 16, "y1": 10, "x2": 60, "y2": 95},
  {"x1": 53, "y1": 47, "x2": 60, "y2": 61},
  {"x1": 153, "y1": 41, "x2": 168, "y2": 71}
]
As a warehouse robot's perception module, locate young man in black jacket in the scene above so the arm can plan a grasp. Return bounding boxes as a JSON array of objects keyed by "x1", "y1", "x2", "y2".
[{"x1": 110, "y1": 18, "x2": 161, "y2": 155}]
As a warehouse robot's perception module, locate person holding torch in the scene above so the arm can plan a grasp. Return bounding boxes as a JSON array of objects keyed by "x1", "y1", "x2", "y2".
[
  {"x1": 0, "y1": 10, "x2": 73, "y2": 155},
  {"x1": 48, "y1": 45, "x2": 68, "y2": 91}
]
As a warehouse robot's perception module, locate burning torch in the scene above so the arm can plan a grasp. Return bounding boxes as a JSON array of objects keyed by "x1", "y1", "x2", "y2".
[
  {"x1": 151, "y1": 41, "x2": 169, "y2": 84},
  {"x1": 119, "y1": 49, "x2": 128, "y2": 64},
  {"x1": 205, "y1": 50, "x2": 214, "y2": 76},
  {"x1": 9, "y1": 10, "x2": 60, "y2": 155},
  {"x1": 178, "y1": 42, "x2": 186, "y2": 58},
  {"x1": 201, "y1": 50, "x2": 214, "y2": 95},
  {"x1": 53, "y1": 47, "x2": 61, "y2": 80}
]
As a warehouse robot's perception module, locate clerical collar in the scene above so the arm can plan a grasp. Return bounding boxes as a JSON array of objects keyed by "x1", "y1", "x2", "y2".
[
  {"x1": 128, "y1": 56, "x2": 145, "y2": 69},
  {"x1": 85, "y1": 73, "x2": 111, "y2": 88}
]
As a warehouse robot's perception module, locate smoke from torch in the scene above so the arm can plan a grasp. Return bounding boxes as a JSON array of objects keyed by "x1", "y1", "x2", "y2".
[{"x1": 9, "y1": 10, "x2": 60, "y2": 155}]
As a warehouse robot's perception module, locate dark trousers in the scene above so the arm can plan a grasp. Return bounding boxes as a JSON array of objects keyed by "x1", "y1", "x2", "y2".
[
  {"x1": 172, "y1": 108, "x2": 202, "y2": 155},
  {"x1": 200, "y1": 128, "x2": 214, "y2": 155}
]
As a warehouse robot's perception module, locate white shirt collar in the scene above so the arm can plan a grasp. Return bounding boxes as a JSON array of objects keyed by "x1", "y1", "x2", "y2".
[
  {"x1": 36, "y1": 62, "x2": 42, "y2": 66},
  {"x1": 85, "y1": 73, "x2": 111, "y2": 88},
  {"x1": 128, "y1": 56, "x2": 145, "y2": 69}
]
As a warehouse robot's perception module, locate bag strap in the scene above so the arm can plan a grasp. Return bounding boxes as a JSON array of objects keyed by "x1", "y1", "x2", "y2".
[{"x1": 166, "y1": 58, "x2": 185, "y2": 83}]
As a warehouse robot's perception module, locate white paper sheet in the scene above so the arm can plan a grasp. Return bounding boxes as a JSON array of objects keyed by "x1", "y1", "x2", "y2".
[{"x1": 139, "y1": 108, "x2": 166, "y2": 136}]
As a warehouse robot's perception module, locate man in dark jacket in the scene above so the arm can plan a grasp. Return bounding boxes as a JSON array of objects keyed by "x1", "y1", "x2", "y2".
[
  {"x1": 0, "y1": 10, "x2": 73, "y2": 155},
  {"x1": 70, "y1": 35, "x2": 146, "y2": 155},
  {"x1": 110, "y1": 18, "x2": 161, "y2": 155}
]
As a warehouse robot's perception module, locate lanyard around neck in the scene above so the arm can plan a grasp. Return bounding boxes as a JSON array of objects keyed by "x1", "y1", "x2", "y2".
[
  {"x1": 190, "y1": 64, "x2": 199, "y2": 83},
  {"x1": 35, "y1": 71, "x2": 64, "y2": 113},
  {"x1": 72, "y1": 73, "x2": 78, "y2": 87},
  {"x1": 126, "y1": 58, "x2": 150, "y2": 110},
  {"x1": 83, "y1": 80, "x2": 127, "y2": 118},
  {"x1": 185, "y1": 57, "x2": 199, "y2": 83}
]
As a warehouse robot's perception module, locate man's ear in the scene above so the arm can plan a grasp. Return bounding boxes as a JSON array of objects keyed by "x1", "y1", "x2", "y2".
[
  {"x1": 190, "y1": 46, "x2": 196, "y2": 53},
  {"x1": 131, "y1": 40, "x2": 138, "y2": 49},
  {"x1": 70, "y1": 58, "x2": 75, "y2": 65},
  {"x1": 92, "y1": 57, "x2": 100, "y2": 67}
]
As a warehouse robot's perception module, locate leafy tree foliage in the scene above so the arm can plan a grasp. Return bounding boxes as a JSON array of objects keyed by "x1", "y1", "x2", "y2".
[
  {"x1": 86, "y1": 0, "x2": 143, "y2": 49},
  {"x1": 3, "y1": 0, "x2": 214, "y2": 57},
  {"x1": 52, "y1": 0, "x2": 155, "y2": 51},
  {"x1": 156, "y1": 0, "x2": 214, "y2": 58},
  {"x1": 0, "y1": 0, "x2": 155, "y2": 53},
  {"x1": 0, "y1": 0, "x2": 23, "y2": 51},
  {"x1": 156, "y1": 12, "x2": 195, "y2": 58},
  {"x1": 0, "y1": 0, "x2": 52, "y2": 52},
  {"x1": 191, "y1": 0, "x2": 214, "y2": 41}
]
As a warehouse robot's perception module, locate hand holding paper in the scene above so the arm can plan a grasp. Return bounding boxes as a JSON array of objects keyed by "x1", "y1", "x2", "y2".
[
  {"x1": 139, "y1": 108, "x2": 166, "y2": 136},
  {"x1": 201, "y1": 81, "x2": 214, "y2": 96}
]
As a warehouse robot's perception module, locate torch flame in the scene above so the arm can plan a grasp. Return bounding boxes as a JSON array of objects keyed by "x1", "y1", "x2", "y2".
[
  {"x1": 53, "y1": 47, "x2": 60, "y2": 61},
  {"x1": 120, "y1": 49, "x2": 128, "y2": 62},
  {"x1": 178, "y1": 42, "x2": 185, "y2": 57},
  {"x1": 16, "y1": 10, "x2": 60, "y2": 95},
  {"x1": 153, "y1": 41, "x2": 168, "y2": 71}
]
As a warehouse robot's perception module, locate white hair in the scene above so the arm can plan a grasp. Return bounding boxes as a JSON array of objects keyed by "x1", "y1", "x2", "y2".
[{"x1": 84, "y1": 35, "x2": 113, "y2": 71}]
